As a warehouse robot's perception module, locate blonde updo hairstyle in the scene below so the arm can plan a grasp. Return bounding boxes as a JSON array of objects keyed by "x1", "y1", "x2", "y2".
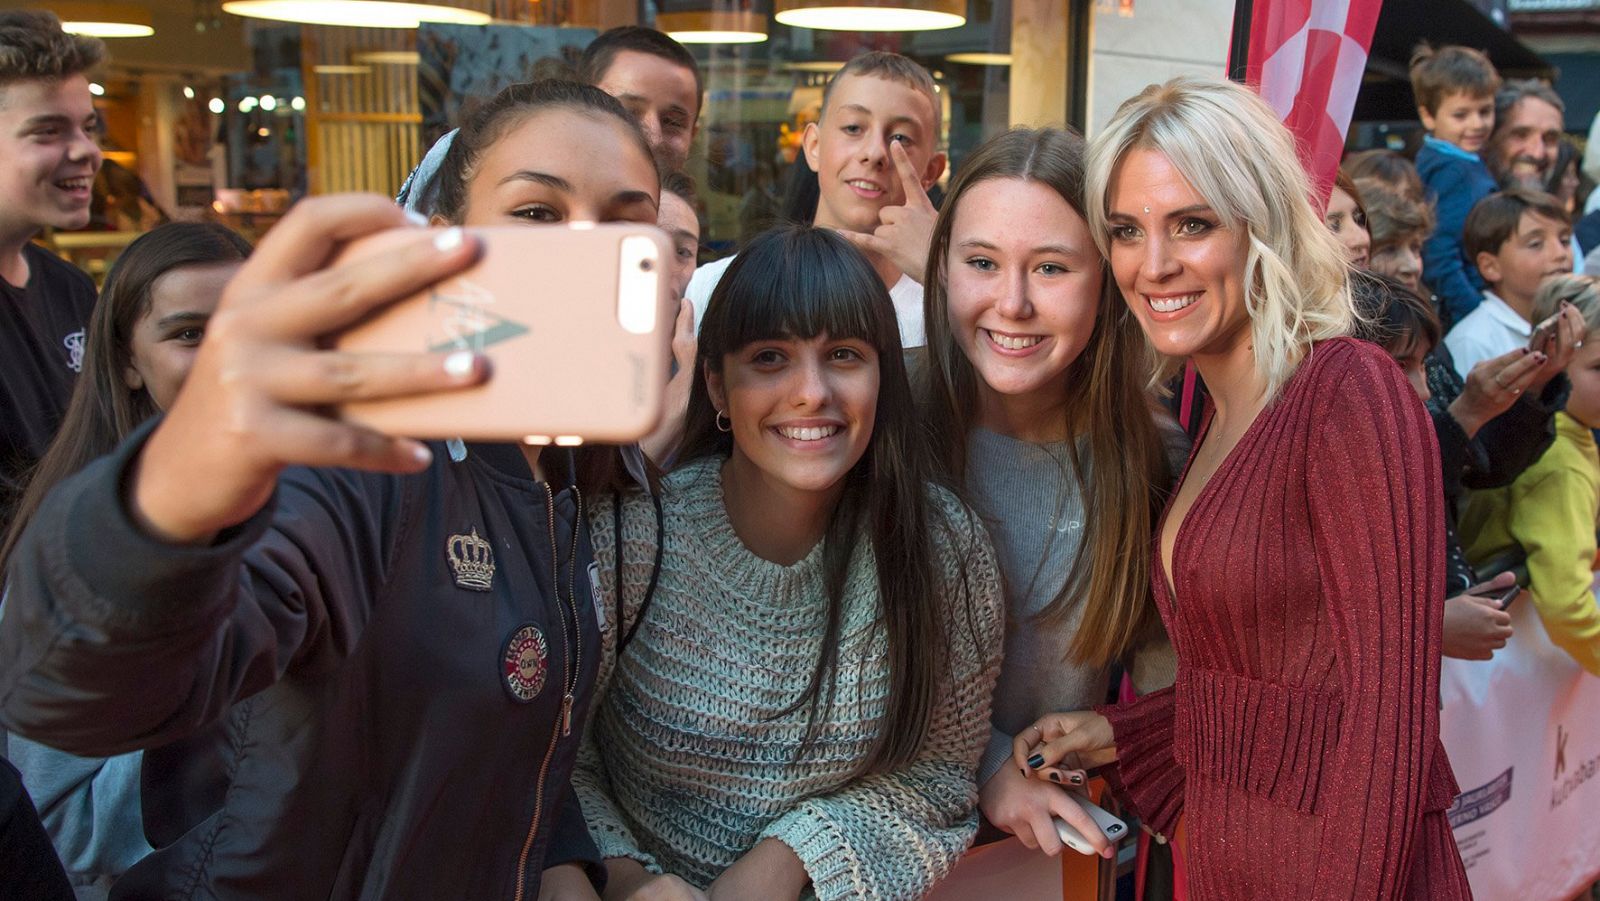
[{"x1": 1085, "y1": 76, "x2": 1355, "y2": 398}]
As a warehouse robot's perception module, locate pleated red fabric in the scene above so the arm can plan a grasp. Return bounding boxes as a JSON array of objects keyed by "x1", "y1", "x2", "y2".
[{"x1": 1097, "y1": 338, "x2": 1473, "y2": 899}]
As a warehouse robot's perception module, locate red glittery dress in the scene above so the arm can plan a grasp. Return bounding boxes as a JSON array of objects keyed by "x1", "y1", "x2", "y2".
[{"x1": 1097, "y1": 339, "x2": 1472, "y2": 899}]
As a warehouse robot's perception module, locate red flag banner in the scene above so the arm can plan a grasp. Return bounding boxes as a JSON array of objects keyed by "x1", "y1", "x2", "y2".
[{"x1": 1236, "y1": 0, "x2": 1383, "y2": 206}]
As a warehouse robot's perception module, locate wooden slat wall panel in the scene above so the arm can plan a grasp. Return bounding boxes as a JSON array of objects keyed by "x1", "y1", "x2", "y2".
[{"x1": 302, "y1": 0, "x2": 520, "y2": 196}]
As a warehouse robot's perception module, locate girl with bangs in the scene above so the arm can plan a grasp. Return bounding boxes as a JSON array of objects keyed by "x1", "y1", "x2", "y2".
[
  {"x1": 1015, "y1": 78, "x2": 1472, "y2": 898},
  {"x1": 918, "y1": 127, "x2": 1180, "y2": 860},
  {"x1": 575, "y1": 224, "x2": 1005, "y2": 901}
]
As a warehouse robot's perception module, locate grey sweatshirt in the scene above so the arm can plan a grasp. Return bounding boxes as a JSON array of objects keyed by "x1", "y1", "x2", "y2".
[{"x1": 967, "y1": 425, "x2": 1184, "y2": 785}]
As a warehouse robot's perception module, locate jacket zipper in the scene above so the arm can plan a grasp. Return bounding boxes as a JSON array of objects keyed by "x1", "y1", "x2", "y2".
[{"x1": 512, "y1": 484, "x2": 585, "y2": 901}]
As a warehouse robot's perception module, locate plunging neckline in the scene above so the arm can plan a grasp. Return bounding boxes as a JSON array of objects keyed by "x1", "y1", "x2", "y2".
[{"x1": 1156, "y1": 397, "x2": 1275, "y2": 604}]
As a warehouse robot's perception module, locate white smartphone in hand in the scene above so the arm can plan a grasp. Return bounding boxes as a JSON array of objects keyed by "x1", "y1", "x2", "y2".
[{"x1": 1053, "y1": 796, "x2": 1128, "y2": 856}]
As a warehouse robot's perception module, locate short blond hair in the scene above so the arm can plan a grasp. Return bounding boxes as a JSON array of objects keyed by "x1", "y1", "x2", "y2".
[
  {"x1": 1531, "y1": 274, "x2": 1600, "y2": 331},
  {"x1": 1085, "y1": 76, "x2": 1354, "y2": 398}
]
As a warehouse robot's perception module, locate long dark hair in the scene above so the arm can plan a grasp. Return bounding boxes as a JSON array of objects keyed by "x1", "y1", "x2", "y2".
[
  {"x1": 678, "y1": 225, "x2": 968, "y2": 775},
  {"x1": 922, "y1": 127, "x2": 1171, "y2": 668},
  {"x1": 426, "y1": 78, "x2": 659, "y2": 495},
  {"x1": 1, "y1": 222, "x2": 251, "y2": 574}
]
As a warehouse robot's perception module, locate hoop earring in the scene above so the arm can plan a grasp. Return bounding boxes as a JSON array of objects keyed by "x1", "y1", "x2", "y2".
[{"x1": 715, "y1": 411, "x2": 732, "y2": 433}]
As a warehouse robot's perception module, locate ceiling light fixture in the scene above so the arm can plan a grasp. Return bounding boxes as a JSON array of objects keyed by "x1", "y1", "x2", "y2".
[
  {"x1": 946, "y1": 52, "x2": 1011, "y2": 65},
  {"x1": 659, "y1": 9, "x2": 768, "y2": 44},
  {"x1": 351, "y1": 50, "x2": 422, "y2": 64},
  {"x1": 51, "y1": 1, "x2": 155, "y2": 37},
  {"x1": 774, "y1": 0, "x2": 963, "y2": 31},
  {"x1": 221, "y1": 0, "x2": 489, "y2": 29}
]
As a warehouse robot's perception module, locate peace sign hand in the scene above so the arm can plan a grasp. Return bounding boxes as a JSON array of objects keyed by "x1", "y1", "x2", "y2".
[{"x1": 839, "y1": 140, "x2": 938, "y2": 284}]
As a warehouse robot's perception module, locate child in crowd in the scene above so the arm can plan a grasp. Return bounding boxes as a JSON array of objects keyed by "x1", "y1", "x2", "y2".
[
  {"x1": 1349, "y1": 271, "x2": 1519, "y2": 660},
  {"x1": 1411, "y1": 44, "x2": 1502, "y2": 325},
  {"x1": 1358, "y1": 176, "x2": 1435, "y2": 296},
  {"x1": 686, "y1": 51, "x2": 946, "y2": 349},
  {"x1": 1324, "y1": 172, "x2": 1371, "y2": 268},
  {"x1": 0, "y1": 12, "x2": 104, "y2": 527},
  {"x1": 918, "y1": 126, "x2": 1180, "y2": 859},
  {"x1": 1345, "y1": 148, "x2": 1427, "y2": 201},
  {"x1": 1, "y1": 223, "x2": 250, "y2": 899},
  {"x1": 1460, "y1": 274, "x2": 1600, "y2": 677},
  {"x1": 0, "y1": 80, "x2": 663, "y2": 899},
  {"x1": 578, "y1": 226, "x2": 1003, "y2": 900},
  {"x1": 1445, "y1": 189, "x2": 1577, "y2": 376}
]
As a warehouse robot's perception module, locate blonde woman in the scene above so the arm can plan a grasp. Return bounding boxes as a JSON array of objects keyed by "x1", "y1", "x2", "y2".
[{"x1": 1016, "y1": 77, "x2": 1471, "y2": 898}]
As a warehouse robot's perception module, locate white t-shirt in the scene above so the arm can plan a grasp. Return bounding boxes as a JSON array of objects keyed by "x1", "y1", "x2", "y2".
[
  {"x1": 684, "y1": 254, "x2": 926, "y2": 349},
  {"x1": 1443, "y1": 290, "x2": 1532, "y2": 379}
]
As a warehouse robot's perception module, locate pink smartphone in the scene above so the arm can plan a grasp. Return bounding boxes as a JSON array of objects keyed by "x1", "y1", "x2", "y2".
[{"x1": 332, "y1": 224, "x2": 671, "y2": 443}]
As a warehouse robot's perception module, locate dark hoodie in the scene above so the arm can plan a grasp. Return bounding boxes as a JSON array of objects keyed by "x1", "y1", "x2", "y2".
[{"x1": 0, "y1": 425, "x2": 604, "y2": 899}]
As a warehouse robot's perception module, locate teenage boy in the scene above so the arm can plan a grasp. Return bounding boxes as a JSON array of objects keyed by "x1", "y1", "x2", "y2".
[
  {"x1": 1411, "y1": 44, "x2": 1501, "y2": 325},
  {"x1": 0, "y1": 11, "x2": 103, "y2": 527},
  {"x1": 1444, "y1": 189, "x2": 1575, "y2": 377},
  {"x1": 685, "y1": 51, "x2": 945, "y2": 349},
  {"x1": 398, "y1": 26, "x2": 702, "y2": 211},
  {"x1": 580, "y1": 26, "x2": 700, "y2": 174}
]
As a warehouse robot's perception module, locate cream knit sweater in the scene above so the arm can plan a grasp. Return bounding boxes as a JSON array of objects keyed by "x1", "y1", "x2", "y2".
[{"x1": 577, "y1": 456, "x2": 1005, "y2": 900}]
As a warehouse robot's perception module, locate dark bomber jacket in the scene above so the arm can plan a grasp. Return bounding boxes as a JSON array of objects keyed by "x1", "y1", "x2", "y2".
[{"x1": 0, "y1": 427, "x2": 603, "y2": 899}]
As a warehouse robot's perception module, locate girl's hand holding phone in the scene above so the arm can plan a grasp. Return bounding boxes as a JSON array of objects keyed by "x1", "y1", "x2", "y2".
[
  {"x1": 131, "y1": 195, "x2": 488, "y2": 545},
  {"x1": 980, "y1": 760, "x2": 1109, "y2": 857}
]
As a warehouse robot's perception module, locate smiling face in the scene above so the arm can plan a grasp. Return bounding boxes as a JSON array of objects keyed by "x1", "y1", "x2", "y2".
[
  {"x1": 1491, "y1": 96, "x2": 1564, "y2": 189},
  {"x1": 594, "y1": 49, "x2": 700, "y2": 173},
  {"x1": 1324, "y1": 186, "x2": 1370, "y2": 269},
  {"x1": 802, "y1": 73, "x2": 945, "y2": 235},
  {"x1": 1420, "y1": 91, "x2": 1495, "y2": 153},
  {"x1": 946, "y1": 177, "x2": 1102, "y2": 429},
  {"x1": 1476, "y1": 211, "x2": 1574, "y2": 314},
  {"x1": 0, "y1": 74, "x2": 102, "y2": 242},
  {"x1": 123, "y1": 261, "x2": 239, "y2": 411},
  {"x1": 1105, "y1": 147, "x2": 1251, "y2": 363},
  {"x1": 706, "y1": 332, "x2": 879, "y2": 501}
]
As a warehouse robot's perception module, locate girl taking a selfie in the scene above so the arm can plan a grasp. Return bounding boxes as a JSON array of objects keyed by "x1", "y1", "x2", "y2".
[{"x1": 0, "y1": 80, "x2": 659, "y2": 900}]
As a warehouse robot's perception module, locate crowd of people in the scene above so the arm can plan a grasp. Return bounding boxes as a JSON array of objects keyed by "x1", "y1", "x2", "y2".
[{"x1": 0, "y1": 8, "x2": 1596, "y2": 900}]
